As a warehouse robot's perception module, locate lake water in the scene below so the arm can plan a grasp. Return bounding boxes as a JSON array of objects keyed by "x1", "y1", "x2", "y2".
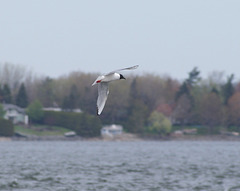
[{"x1": 1, "y1": 141, "x2": 240, "y2": 191}]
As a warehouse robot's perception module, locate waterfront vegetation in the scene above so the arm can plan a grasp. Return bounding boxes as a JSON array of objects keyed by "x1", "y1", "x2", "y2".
[
  {"x1": 14, "y1": 125, "x2": 70, "y2": 136},
  {"x1": 0, "y1": 118, "x2": 14, "y2": 137},
  {"x1": 1, "y1": 63, "x2": 240, "y2": 138}
]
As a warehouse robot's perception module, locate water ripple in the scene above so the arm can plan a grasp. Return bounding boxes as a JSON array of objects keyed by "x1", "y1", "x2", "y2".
[{"x1": 1, "y1": 141, "x2": 240, "y2": 190}]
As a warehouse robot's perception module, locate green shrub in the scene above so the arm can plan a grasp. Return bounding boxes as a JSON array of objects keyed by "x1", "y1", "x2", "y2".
[
  {"x1": 26, "y1": 100, "x2": 44, "y2": 123},
  {"x1": 42, "y1": 111, "x2": 102, "y2": 137},
  {"x1": 227, "y1": 126, "x2": 240, "y2": 133},
  {"x1": 0, "y1": 104, "x2": 6, "y2": 118},
  {"x1": 197, "y1": 126, "x2": 220, "y2": 135},
  {"x1": 0, "y1": 118, "x2": 14, "y2": 137},
  {"x1": 146, "y1": 111, "x2": 172, "y2": 135}
]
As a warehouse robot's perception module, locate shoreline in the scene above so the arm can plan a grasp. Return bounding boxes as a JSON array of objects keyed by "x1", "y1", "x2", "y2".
[{"x1": 1, "y1": 134, "x2": 240, "y2": 142}]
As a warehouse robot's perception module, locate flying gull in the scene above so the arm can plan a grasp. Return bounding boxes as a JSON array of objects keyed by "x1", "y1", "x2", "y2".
[{"x1": 92, "y1": 65, "x2": 139, "y2": 115}]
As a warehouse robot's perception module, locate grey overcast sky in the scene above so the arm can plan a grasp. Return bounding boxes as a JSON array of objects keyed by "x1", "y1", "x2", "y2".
[{"x1": 0, "y1": 0, "x2": 240, "y2": 80}]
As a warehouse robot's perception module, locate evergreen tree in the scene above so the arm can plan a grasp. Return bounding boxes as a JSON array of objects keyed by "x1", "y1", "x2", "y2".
[
  {"x1": 0, "y1": 85, "x2": 3, "y2": 103},
  {"x1": 38, "y1": 77, "x2": 55, "y2": 106},
  {"x1": 174, "y1": 67, "x2": 201, "y2": 125},
  {"x1": 222, "y1": 74, "x2": 234, "y2": 105},
  {"x1": 186, "y1": 67, "x2": 201, "y2": 86},
  {"x1": 175, "y1": 67, "x2": 201, "y2": 102},
  {"x1": 68, "y1": 84, "x2": 78, "y2": 109},
  {"x1": 126, "y1": 99, "x2": 149, "y2": 133},
  {"x1": 62, "y1": 84, "x2": 78, "y2": 111},
  {"x1": 0, "y1": 103, "x2": 6, "y2": 118},
  {"x1": 126, "y1": 79, "x2": 149, "y2": 133},
  {"x1": 129, "y1": 77, "x2": 138, "y2": 99},
  {"x1": 16, "y1": 83, "x2": 28, "y2": 108},
  {"x1": 2, "y1": 84, "x2": 12, "y2": 103},
  {"x1": 175, "y1": 81, "x2": 190, "y2": 101}
]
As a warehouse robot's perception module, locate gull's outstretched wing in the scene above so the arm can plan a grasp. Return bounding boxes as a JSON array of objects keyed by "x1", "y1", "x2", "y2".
[
  {"x1": 97, "y1": 82, "x2": 109, "y2": 115},
  {"x1": 106, "y1": 65, "x2": 139, "y2": 75}
]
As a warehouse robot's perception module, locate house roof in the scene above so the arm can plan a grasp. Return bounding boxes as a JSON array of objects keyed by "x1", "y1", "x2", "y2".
[
  {"x1": 102, "y1": 124, "x2": 123, "y2": 131},
  {"x1": 2, "y1": 103, "x2": 25, "y2": 114}
]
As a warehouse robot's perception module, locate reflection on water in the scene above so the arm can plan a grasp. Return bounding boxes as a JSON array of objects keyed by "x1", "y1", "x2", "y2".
[{"x1": 1, "y1": 141, "x2": 240, "y2": 191}]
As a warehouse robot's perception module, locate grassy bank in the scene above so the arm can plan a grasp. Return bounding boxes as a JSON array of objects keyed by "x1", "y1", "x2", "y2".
[{"x1": 14, "y1": 125, "x2": 70, "y2": 136}]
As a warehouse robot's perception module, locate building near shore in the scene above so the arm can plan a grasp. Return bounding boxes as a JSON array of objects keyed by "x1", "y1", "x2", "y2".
[
  {"x1": 43, "y1": 107, "x2": 82, "y2": 113},
  {"x1": 3, "y1": 104, "x2": 28, "y2": 125},
  {"x1": 101, "y1": 124, "x2": 123, "y2": 139}
]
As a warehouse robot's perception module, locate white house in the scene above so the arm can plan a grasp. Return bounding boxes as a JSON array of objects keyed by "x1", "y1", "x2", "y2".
[
  {"x1": 3, "y1": 104, "x2": 28, "y2": 125},
  {"x1": 43, "y1": 107, "x2": 62, "y2": 112},
  {"x1": 101, "y1": 124, "x2": 123, "y2": 138},
  {"x1": 43, "y1": 107, "x2": 82, "y2": 113}
]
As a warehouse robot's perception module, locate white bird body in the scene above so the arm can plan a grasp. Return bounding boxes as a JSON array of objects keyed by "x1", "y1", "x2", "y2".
[
  {"x1": 92, "y1": 65, "x2": 139, "y2": 115},
  {"x1": 92, "y1": 73, "x2": 120, "y2": 86}
]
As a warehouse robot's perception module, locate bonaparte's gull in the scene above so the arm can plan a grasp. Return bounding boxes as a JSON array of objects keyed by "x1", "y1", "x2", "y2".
[{"x1": 92, "y1": 65, "x2": 139, "y2": 115}]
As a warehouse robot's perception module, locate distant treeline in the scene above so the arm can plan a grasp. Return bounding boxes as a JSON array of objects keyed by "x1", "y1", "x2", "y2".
[{"x1": 1, "y1": 63, "x2": 240, "y2": 135}]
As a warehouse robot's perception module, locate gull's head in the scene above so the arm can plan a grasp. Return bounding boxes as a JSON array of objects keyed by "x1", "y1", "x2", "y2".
[{"x1": 120, "y1": 74, "x2": 126, "y2": 80}]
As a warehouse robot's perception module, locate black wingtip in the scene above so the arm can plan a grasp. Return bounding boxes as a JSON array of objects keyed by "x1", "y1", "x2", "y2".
[{"x1": 96, "y1": 107, "x2": 100, "y2": 116}]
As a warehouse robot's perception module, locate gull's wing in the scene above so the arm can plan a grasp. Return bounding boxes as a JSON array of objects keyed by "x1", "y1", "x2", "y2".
[
  {"x1": 106, "y1": 65, "x2": 139, "y2": 75},
  {"x1": 92, "y1": 75, "x2": 104, "y2": 86},
  {"x1": 97, "y1": 82, "x2": 109, "y2": 115}
]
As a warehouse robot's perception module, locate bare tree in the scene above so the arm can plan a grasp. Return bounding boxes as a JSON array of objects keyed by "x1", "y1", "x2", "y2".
[{"x1": 0, "y1": 62, "x2": 33, "y2": 96}]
